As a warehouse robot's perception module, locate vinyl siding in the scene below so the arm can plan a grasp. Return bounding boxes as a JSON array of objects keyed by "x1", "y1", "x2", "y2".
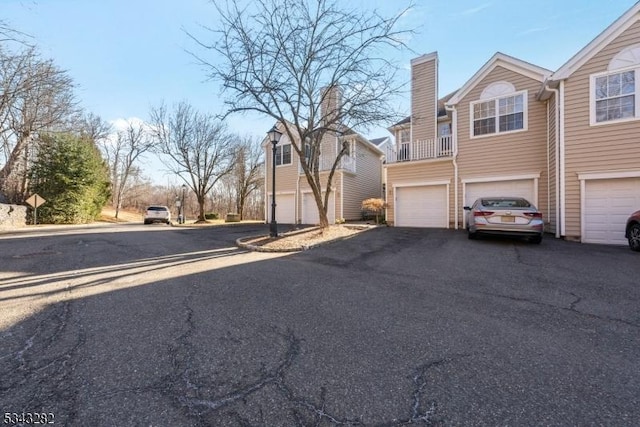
[
  {"x1": 384, "y1": 160, "x2": 454, "y2": 226},
  {"x1": 456, "y1": 65, "x2": 549, "y2": 225},
  {"x1": 563, "y1": 19, "x2": 640, "y2": 239},
  {"x1": 342, "y1": 142, "x2": 382, "y2": 220},
  {"x1": 412, "y1": 57, "x2": 438, "y2": 142},
  {"x1": 265, "y1": 133, "x2": 301, "y2": 195}
]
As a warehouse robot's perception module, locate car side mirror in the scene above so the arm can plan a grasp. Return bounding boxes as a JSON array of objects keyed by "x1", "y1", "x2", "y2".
[{"x1": 463, "y1": 206, "x2": 471, "y2": 211}]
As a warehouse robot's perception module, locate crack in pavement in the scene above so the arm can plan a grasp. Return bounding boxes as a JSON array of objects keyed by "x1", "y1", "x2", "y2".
[
  {"x1": 390, "y1": 354, "x2": 472, "y2": 426},
  {"x1": 568, "y1": 292, "x2": 582, "y2": 311},
  {"x1": 477, "y1": 290, "x2": 639, "y2": 328},
  {"x1": 0, "y1": 300, "x2": 87, "y2": 425}
]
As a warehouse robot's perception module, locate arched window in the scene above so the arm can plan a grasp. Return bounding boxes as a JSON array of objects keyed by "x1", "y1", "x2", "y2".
[
  {"x1": 470, "y1": 81, "x2": 527, "y2": 137},
  {"x1": 590, "y1": 45, "x2": 640, "y2": 125}
]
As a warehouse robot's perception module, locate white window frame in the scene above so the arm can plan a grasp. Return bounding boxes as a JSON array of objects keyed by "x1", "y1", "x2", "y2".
[
  {"x1": 344, "y1": 140, "x2": 356, "y2": 158},
  {"x1": 590, "y1": 66, "x2": 640, "y2": 126},
  {"x1": 469, "y1": 90, "x2": 528, "y2": 139},
  {"x1": 275, "y1": 143, "x2": 292, "y2": 167}
]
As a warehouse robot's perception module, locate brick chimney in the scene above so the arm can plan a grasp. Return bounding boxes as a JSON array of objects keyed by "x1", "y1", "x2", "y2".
[{"x1": 411, "y1": 52, "x2": 438, "y2": 142}]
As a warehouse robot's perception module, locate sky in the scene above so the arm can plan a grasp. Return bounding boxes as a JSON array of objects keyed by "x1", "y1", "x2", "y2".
[{"x1": 3, "y1": 0, "x2": 638, "y2": 183}]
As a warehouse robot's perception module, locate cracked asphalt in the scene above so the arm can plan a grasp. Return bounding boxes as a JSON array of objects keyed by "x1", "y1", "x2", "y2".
[{"x1": 0, "y1": 223, "x2": 639, "y2": 426}]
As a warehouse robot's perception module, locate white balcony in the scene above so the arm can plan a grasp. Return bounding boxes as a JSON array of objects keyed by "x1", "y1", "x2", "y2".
[
  {"x1": 385, "y1": 136, "x2": 454, "y2": 163},
  {"x1": 299, "y1": 154, "x2": 356, "y2": 174}
]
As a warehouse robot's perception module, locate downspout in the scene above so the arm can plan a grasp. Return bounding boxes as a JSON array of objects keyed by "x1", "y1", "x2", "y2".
[
  {"x1": 340, "y1": 170, "x2": 344, "y2": 221},
  {"x1": 545, "y1": 84, "x2": 561, "y2": 239},
  {"x1": 264, "y1": 145, "x2": 268, "y2": 224},
  {"x1": 546, "y1": 100, "x2": 551, "y2": 232},
  {"x1": 559, "y1": 81, "x2": 566, "y2": 238},
  {"x1": 296, "y1": 174, "x2": 300, "y2": 225},
  {"x1": 445, "y1": 104, "x2": 458, "y2": 229}
]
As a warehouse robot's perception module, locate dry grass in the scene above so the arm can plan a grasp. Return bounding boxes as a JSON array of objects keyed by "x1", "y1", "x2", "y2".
[
  {"x1": 99, "y1": 208, "x2": 143, "y2": 223},
  {"x1": 242, "y1": 225, "x2": 369, "y2": 251}
]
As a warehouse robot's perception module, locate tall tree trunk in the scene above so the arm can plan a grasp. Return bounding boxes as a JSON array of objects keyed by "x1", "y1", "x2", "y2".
[{"x1": 197, "y1": 193, "x2": 206, "y2": 222}]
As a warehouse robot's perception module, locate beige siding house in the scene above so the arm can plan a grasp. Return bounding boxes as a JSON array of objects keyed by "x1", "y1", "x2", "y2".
[
  {"x1": 384, "y1": 52, "x2": 551, "y2": 231},
  {"x1": 540, "y1": 2, "x2": 640, "y2": 245},
  {"x1": 448, "y1": 54, "x2": 552, "y2": 230},
  {"x1": 264, "y1": 121, "x2": 384, "y2": 226},
  {"x1": 384, "y1": 2, "x2": 640, "y2": 246},
  {"x1": 385, "y1": 53, "x2": 457, "y2": 228}
]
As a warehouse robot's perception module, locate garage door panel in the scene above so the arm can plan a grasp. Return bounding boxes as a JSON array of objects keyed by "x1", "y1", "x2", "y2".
[
  {"x1": 268, "y1": 194, "x2": 295, "y2": 224},
  {"x1": 396, "y1": 185, "x2": 447, "y2": 228},
  {"x1": 302, "y1": 193, "x2": 335, "y2": 225},
  {"x1": 465, "y1": 180, "x2": 535, "y2": 206},
  {"x1": 584, "y1": 178, "x2": 640, "y2": 245}
]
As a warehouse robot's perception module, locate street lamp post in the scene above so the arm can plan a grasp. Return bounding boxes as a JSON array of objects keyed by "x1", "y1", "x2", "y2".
[
  {"x1": 267, "y1": 125, "x2": 283, "y2": 237},
  {"x1": 181, "y1": 184, "x2": 187, "y2": 224}
]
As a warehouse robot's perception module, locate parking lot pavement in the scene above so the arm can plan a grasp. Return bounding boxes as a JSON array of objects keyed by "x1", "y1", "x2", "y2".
[{"x1": 0, "y1": 224, "x2": 638, "y2": 425}]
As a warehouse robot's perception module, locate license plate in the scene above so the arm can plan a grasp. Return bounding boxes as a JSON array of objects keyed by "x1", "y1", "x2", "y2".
[{"x1": 502, "y1": 216, "x2": 515, "y2": 223}]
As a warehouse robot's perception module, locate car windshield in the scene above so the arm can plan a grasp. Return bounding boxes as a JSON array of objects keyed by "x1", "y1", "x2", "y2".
[
  {"x1": 480, "y1": 198, "x2": 531, "y2": 208},
  {"x1": 147, "y1": 206, "x2": 168, "y2": 211}
]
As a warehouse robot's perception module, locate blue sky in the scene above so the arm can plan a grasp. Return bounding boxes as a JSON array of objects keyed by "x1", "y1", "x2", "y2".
[{"x1": 3, "y1": 0, "x2": 638, "y2": 182}]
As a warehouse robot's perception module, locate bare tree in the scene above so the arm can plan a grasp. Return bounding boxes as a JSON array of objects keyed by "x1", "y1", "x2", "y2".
[
  {"x1": 78, "y1": 112, "x2": 112, "y2": 142},
  {"x1": 149, "y1": 102, "x2": 236, "y2": 222},
  {"x1": 99, "y1": 121, "x2": 154, "y2": 219},
  {"x1": 192, "y1": 0, "x2": 411, "y2": 228},
  {"x1": 233, "y1": 136, "x2": 264, "y2": 220},
  {"x1": 0, "y1": 19, "x2": 30, "y2": 45},
  {"x1": 0, "y1": 46, "x2": 78, "y2": 201}
]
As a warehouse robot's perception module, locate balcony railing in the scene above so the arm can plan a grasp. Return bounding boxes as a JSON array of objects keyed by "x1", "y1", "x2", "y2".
[
  {"x1": 385, "y1": 136, "x2": 454, "y2": 164},
  {"x1": 299, "y1": 154, "x2": 357, "y2": 174}
]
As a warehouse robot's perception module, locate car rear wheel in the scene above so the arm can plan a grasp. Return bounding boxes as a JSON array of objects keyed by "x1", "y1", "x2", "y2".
[
  {"x1": 529, "y1": 235, "x2": 543, "y2": 244},
  {"x1": 628, "y1": 223, "x2": 640, "y2": 251},
  {"x1": 467, "y1": 228, "x2": 477, "y2": 240}
]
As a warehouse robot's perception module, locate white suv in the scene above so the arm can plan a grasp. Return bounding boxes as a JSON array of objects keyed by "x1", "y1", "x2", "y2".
[{"x1": 144, "y1": 205, "x2": 171, "y2": 225}]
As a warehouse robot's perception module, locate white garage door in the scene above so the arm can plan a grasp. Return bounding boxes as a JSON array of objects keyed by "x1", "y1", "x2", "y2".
[
  {"x1": 584, "y1": 178, "x2": 640, "y2": 245},
  {"x1": 465, "y1": 179, "x2": 536, "y2": 207},
  {"x1": 395, "y1": 185, "x2": 448, "y2": 228},
  {"x1": 302, "y1": 192, "x2": 335, "y2": 224},
  {"x1": 268, "y1": 193, "x2": 295, "y2": 224}
]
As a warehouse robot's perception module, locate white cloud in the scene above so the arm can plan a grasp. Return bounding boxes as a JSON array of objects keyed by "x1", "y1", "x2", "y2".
[
  {"x1": 461, "y1": 3, "x2": 491, "y2": 15},
  {"x1": 109, "y1": 116, "x2": 148, "y2": 132},
  {"x1": 518, "y1": 27, "x2": 549, "y2": 36}
]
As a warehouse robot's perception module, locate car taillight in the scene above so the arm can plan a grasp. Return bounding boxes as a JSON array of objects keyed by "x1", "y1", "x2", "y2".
[
  {"x1": 474, "y1": 211, "x2": 494, "y2": 217},
  {"x1": 524, "y1": 212, "x2": 542, "y2": 218}
]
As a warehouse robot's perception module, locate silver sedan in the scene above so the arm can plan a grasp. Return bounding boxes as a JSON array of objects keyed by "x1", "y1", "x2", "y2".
[{"x1": 464, "y1": 197, "x2": 544, "y2": 244}]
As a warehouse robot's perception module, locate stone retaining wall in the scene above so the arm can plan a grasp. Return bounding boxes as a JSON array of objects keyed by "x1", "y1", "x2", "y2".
[{"x1": 0, "y1": 203, "x2": 28, "y2": 229}]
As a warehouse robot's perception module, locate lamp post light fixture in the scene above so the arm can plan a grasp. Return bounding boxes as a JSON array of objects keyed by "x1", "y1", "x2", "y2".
[
  {"x1": 267, "y1": 125, "x2": 283, "y2": 237},
  {"x1": 181, "y1": 184, "x2": 187, "y2": 224}
]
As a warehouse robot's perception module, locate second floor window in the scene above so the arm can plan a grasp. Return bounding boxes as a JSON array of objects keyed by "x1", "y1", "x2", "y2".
[
  {"x1": 472, "y1": 92, "x2": 525, "y2": 137},
  {"x1": 594, "y1": 70, "x2": 635, "y2": 123},
  {"x1": 399, "y1": 129, "x2": 410, "y2": 144},
  {"x1": 275, "y1": 143, "x2": 292, "y2": 166},
  {"x1": 439, "y1": 123, "x2": 451, "y2": 137}
]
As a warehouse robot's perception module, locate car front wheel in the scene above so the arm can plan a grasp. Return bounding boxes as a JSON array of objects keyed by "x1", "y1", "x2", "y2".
[{"x1": 628, "y1": 223, "x2": 640, "y2": 251}]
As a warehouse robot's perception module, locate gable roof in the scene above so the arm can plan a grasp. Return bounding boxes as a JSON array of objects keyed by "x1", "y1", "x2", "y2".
[
  {"x1": 370, "y1": 136, "x2": 390, "y2": 146},
  {"x1": 447, "y1": 52, "x2": 552, "y2": 106},
  {"x1": 550, "y1": 2, "x2": 640, "y2": 81},
  {"x1": 261, "y1": 119, "x2": 297, "y2": 148},
  {"x1": 340, "y1": 129, "x2": 385, "y2": 156}
]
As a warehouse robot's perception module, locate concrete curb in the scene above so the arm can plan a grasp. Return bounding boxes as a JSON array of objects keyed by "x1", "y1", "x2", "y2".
[{"x1": 236, "y1": 225, "x2": 377, "y2": 253}]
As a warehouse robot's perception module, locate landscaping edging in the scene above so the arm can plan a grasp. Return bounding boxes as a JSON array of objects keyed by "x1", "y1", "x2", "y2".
[{"x1": 236, "y1": 225, "x2": 375, "y2": 253}]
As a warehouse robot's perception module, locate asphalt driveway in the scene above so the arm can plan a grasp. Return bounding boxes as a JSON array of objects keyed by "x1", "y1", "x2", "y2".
[{"x1": 0, "y1": 224, "x2": 638, "y2": 426}]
